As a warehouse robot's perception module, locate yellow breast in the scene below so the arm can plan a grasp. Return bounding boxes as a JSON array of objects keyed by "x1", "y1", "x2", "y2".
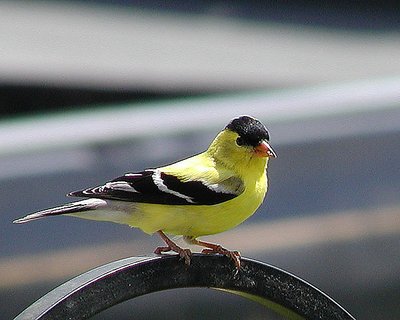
[{"x1": 129, "y1": 168, "x2": 267, "y2": 237}]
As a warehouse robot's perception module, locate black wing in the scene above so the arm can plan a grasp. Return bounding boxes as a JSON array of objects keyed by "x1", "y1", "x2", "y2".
[{"x1": 68, "y1": 169, "x2": 244, "y2": 205}]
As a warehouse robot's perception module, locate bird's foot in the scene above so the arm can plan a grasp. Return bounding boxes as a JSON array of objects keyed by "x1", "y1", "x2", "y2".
[
  {"x1": 201, "y1": 246, "x2": 241, "y2": 269},
  {"x1": 184, "y1": 237, "x2": 241, "y2": 269},
  {"x1": 155, "y1": 231, "x2": 192, "y2": 265}
]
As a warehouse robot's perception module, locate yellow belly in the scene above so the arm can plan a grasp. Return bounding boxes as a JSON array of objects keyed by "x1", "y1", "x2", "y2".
[{"x1": 129, "y1": 177, "x2": 267, "y2": 237}]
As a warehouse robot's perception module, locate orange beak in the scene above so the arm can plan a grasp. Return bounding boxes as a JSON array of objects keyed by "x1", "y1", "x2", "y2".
[{"x1": 254, "y1": 140, "x2": 277, "y2": 158}]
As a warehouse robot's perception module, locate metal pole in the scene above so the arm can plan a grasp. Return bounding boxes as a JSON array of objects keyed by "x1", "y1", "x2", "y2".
[{"x1": 14, "y1": 255, "x2": 356, "y2": 320}]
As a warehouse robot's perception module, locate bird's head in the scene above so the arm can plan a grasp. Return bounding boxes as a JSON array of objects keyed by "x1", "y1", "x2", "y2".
[{"x1": 207, "y1": 116, "x2": 277, "y2": 170}]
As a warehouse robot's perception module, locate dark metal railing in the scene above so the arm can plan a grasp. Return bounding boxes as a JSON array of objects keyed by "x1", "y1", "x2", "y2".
[{"x1": 14, "y1": 255, "x2": 356, "y2": 320}]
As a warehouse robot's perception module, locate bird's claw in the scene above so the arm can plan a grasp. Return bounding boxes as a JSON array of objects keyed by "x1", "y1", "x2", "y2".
[
  {"x1": 178, "y1": 248, "x2": 192, "y2": 265},
  {"x1": 201, "y1": 246, "x2": 241, "y2": 269},
  {"x1": 154, "y1": 245, "x2": 192, "y2": 265}
]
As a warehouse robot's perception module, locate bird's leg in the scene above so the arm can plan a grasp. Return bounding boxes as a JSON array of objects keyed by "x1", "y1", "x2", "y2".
[
  {"x1": 155, "y1": 230, "x2": 192, "y2": 265},
  {"x1": 184, "y1": 236, "x2": 241, "y2": 269}
]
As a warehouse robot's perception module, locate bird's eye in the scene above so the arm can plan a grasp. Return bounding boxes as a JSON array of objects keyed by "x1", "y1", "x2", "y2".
[{"x1": 236, "y1": 137, "x2": 245, "y2": 146}]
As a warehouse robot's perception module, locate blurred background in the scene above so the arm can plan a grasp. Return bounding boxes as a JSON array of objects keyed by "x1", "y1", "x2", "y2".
[{"x1": 1, "y1": 1, "x2": 399, "y2": 319}]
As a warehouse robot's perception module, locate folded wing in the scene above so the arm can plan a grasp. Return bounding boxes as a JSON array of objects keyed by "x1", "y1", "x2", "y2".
[{"x1": 68, "y1": 169, "x2": 244, "y2": 205}]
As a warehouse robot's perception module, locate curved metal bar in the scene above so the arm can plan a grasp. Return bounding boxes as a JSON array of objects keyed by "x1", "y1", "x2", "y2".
[{"x1": 14, "y1": 255, "x2": 356, "y2": 320}]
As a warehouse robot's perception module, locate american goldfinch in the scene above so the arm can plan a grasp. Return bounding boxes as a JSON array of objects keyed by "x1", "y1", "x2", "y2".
[{"x1": 14, "y1": 115, "x2": 276, "y2": 268}]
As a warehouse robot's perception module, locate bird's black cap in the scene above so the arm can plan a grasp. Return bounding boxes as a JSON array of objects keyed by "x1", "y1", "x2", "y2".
[{"x1": 225, "y1": 116, "x2": 270, "y2": 147}]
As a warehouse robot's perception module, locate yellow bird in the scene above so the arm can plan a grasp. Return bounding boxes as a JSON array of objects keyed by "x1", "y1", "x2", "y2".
[{"x1": 14, "y1": 115, "x2": 276, "y2": 268}]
